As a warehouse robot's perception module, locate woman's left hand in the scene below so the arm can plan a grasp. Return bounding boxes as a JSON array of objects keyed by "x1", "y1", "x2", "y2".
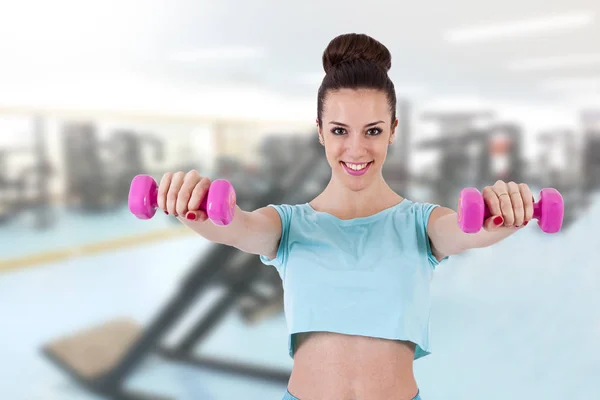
[{"x1": 482, "y1": 180, "x2": 534, "y2": 231}]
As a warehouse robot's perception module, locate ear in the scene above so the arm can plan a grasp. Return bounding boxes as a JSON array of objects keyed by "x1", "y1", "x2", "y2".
[
  {"x1": 316, "y1": 118, "x2": 325, "y2": 145},
  {"x1": 389, "y1": 119, "x2": 399, "y2": 144}
]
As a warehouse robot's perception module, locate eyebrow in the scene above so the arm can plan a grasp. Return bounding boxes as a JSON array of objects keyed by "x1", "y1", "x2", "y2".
[{"x1": 329, "y1": 120, "x2": 385, "y2": 128}]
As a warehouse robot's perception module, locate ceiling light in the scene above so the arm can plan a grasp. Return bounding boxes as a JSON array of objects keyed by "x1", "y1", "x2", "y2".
[
  {"x1": 541, "y1": 77, "x2": 600, "y2": 91},
  {"x1": 171, "y1": 47, "x2": 266, "y2": 62},
  {"x1": 445, "y1": 11, "x2": 594, "y2": 44},
  {"x1": 508, "y1": 54, "x2": 600, "y2": 71}
]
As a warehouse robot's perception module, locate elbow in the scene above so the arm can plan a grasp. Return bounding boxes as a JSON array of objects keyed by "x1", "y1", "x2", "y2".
[{"x1": 432, "y1": 240, "x2": 468, "y2": 259}]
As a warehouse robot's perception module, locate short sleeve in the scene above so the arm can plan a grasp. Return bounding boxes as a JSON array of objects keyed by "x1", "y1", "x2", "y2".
[
  {"x1": 416, "y1": 202, "x2": 448, "y2": 268},
  {"x1": 259, "y1": 204, "x2": 293, "y2": 271}
]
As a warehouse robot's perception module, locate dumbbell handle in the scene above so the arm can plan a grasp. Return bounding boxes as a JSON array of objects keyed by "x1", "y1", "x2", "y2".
[
  {"x1": 144, "y1": 183, "x2": 209, "y2": 212},
  {"x1": 481, "y1": 201, "x2": 542, "y2": 220}
]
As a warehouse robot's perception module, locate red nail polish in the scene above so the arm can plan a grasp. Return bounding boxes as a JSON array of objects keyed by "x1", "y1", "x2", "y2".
[
  {"x1": 186, "y1": 212, "x2": 195, "y2": 220},
  {"x1": 524, "y1": 221, "x2": 529, "y2": 226},
  {"x1": 494, "y1": 216, "x2": 504, "y2": 225},
  {"x1": 164, "y1": 211, "x2": 168, "y2": 215}
]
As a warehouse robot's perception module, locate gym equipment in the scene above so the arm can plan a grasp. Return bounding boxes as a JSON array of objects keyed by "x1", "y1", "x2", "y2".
[
  {"x1": 457, "y1": 187, "x2": 564, "y2": 234},
  {"x1": 582, "y1": 110, "x2": 600, "y2": 194},
  {"x1": 42, "y1": 135, "x2": 327, "y2": 400},
  {"x1": 109, "y1": 130, "x2": 165, "y2": 203},
  {"x1": 62, "y1": 123, "x2": 164, "y2": 213},
  {"x1": 128, "y1": 174, "x2": 236, "y2": 225},
  {"x1": 0, "y1": 116, "x2": 54, "y2": 229},
  {"x1": 534, "y1": 129, "x2": 585, "y2": 230},
  {"x1": 414, "y1": 116, "x2": 525, "y2": 209},
  {"x1": 213, "y1": 155, "x2": 269, "y2": 208},
  {"x1": 62, "y1": 122, "x2": 118, "y2": 212},
  {"x1": 381, "y1": 99, "x2": 412, "y2": 193},
  {"x1": 0, "y1": 149, "x2": 20, "y2": 224}
]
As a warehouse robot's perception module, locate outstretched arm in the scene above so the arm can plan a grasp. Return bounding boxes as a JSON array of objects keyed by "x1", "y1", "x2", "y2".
[
  {"x1": 426, "y1": 181, "x2": 533, "y2": 261},
  {"x1": 158, "y1": 171, "x2": 283, "y2": 259}
]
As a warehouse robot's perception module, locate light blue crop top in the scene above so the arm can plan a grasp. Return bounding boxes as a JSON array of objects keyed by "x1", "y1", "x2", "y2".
[{"x1": 259, "y1": 199, "x2": 446, "y2": 360}]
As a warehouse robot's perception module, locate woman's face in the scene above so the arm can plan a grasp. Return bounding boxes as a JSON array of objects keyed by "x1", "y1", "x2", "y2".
[{"x1": 318, "y1": 88, "x2": 397, "y2": 192}]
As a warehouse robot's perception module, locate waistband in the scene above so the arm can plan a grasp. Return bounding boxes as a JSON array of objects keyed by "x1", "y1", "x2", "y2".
[{"x1": 283, "y1": 389, "x2": 421, "y2": 399}]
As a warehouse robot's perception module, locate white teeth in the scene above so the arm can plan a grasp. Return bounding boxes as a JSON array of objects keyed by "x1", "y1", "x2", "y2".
[{"x1": 345, "y1": 162, "x2": 369, "y2": 170}]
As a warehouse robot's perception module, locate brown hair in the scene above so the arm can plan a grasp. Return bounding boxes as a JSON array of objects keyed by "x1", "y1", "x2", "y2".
[{"x1": 317, "y1": 33, "x2": 397, "y2": 127}]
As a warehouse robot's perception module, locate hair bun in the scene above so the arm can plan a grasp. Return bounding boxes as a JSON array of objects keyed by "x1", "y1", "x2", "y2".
[{"x1": 322, "y1": 33, "x2": 392, "y2": 74}]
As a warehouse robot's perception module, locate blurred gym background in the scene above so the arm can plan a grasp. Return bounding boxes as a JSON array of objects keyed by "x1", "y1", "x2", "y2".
[{"x1": 1, "y1": 0, "x2": 599, "y2": 399}]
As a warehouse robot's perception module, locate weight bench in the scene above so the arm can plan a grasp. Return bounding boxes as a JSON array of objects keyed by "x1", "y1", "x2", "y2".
[
  {"x1": 42, "y1": 242, "x2": 289, "y2": 400},
  {"x1": 42, "y1": 137, "x2": 326, "y2": 399}
]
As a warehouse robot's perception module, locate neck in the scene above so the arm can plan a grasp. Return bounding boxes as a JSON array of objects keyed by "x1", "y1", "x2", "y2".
[{"x1": 313, "y1": 173, "x2": 403, "y2": 218}]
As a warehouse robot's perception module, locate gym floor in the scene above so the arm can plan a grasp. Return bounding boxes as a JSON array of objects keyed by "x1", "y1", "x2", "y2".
[{"x1": 1, "y1": 197, "x2": 599, "y2": 400}]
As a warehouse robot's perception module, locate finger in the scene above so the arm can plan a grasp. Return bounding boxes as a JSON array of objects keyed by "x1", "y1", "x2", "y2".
[
  {"x1": 507, "y1": 181, "x2": 524, "y2": 226},
  {"x1": 483, "y1": 186, "x2": 502, "y2": 217},
  {"x1": 176, "y1": 171, "x2": 201, "y2": 216},
  {"x1": 157, "y1": 172, "x2": 173, "y2": 214},
  {"x1": 519, "y1": 183, "x2": 534, "y2": 224},
  {"x1": 188, "y1": 178, "x2": 211, "y2": 214},
  {"x1": 493, "y1": 180, "x2": 514, "y2": 226},
  {"x1": 185, "y1": 210, "x2": 208, "y2": 222},
  {"x1": 167, "y1": 171, "x2": 185, "y2": 216},
  {"x1": 483, "y1": 215, "x2": 504, "y2": 231}
]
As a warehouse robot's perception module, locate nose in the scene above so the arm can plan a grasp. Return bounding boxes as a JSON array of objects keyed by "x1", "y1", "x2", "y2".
[{"x1": 345, "y1": 133, "x2": 369, "y2": 158}]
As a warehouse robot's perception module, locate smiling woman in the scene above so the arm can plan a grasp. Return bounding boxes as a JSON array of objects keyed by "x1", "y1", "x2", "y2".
[
  {"x1": 155, "y1": 32, "x2": 539, "y2": 400},
  {"x1": 267, "y1": 33, "x2": 434, "y2": 400}
]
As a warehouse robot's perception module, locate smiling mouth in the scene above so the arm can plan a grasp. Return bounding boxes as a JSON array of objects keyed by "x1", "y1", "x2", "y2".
[
  {"x1": 341, "y1": 161, "x2": 372, "y2": 171},
  {"x1": 340, "y1": 161, "x2": 373, "y2": 176}
]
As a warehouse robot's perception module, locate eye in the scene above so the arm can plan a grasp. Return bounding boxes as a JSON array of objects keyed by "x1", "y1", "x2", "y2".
[
  {"x1": 366, "y1": 128, "x2": 382, "y2": 136},
  {"x1": 331, "y1": 127, "x2": 346, "y2": 135}
]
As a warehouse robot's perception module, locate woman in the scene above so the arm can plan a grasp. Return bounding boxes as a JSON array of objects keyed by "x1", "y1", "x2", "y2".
[{"x1": 158, "y1": 33, "x2": 533, "y2": 400}]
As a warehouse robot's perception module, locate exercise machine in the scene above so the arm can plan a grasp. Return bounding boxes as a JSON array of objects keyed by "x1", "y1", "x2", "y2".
[
  {"x1": 41, "y1": 136, "x2": 327, "y2": 400},
  {"x1": 62, "y1": 121, "x2": 118, "y2": 212},
  {"x1": 414, "y1": 111, "x2": 525, "y2": 208},
  {"x1": 62, "y1": 123, "x2": 165, "y2": 213},
  {"x1": 108, "y1": 130, "x2": 165, "y2": 203},
  {"x1": 582, "y1": 110, "x2": 600, "y2": 195},
  {"x1": 382, "y1": 99, "x2": 412, "y2": 193},
  {"x1": 0, "y1": 116, "x2": 54, "y2": 229},
  {"x1": 535, "y1": 128, "x2": 584, "y2": 229}
]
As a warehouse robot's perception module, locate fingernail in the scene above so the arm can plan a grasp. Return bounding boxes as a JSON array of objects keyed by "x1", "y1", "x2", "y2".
[
  {"x1": 494, "y1": 216, "x2": 504, "y2": 225},
  {"x1": 186, "y1": 212, "x2": 196, "y2": 220},
  {"x1": 524, "y1": 221, "x2": 529, "y2": 226},
  {"x1": 164, "y1": 211, "x2": 168, "y2": 215}
]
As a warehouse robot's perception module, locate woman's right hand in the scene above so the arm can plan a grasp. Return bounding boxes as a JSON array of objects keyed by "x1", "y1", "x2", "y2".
[
  {"x1": 156, "y1": 170, "x2": 283, "y2": 257},
  {"x1": 157, "y1": 170, "x2": 210, "y2": 222}
]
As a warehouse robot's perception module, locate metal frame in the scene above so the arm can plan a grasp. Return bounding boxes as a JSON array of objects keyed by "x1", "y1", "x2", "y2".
[{"x1": 42, "y1": 136, "x2": 326, "y2": 399}]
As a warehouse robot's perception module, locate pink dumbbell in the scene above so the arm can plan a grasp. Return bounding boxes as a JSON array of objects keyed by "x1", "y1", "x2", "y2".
[
  {"x1": 457, "y1": 187, "x2": 564, "y2": 234},
  {"x1": 128, "y1": 174, "x2": 236, "y2": 225}
]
